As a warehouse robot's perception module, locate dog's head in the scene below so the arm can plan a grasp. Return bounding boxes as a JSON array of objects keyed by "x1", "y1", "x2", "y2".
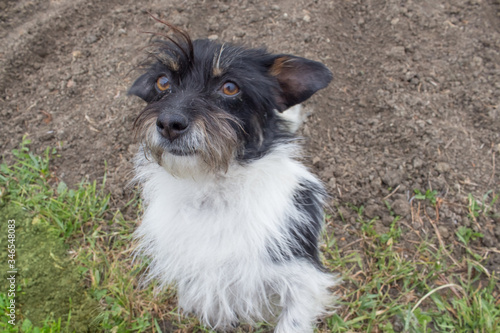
[{"x1": 129, "y1": 24, "x2": 332, "y2": 176}]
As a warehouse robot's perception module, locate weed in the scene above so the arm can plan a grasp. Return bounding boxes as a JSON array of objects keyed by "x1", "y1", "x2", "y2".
[
  {"x1": 413, "y1": 189, "x2": 438, "y2": 206},
  {"x1": 467, "y1": 191, "x2": 499, "y2": 222},
  {"x1": 456, "y1": 226, "x2": 484, "y2": 246},
  {"x1": 347, "y1": 203, "x2": 364, "y2": 217}
]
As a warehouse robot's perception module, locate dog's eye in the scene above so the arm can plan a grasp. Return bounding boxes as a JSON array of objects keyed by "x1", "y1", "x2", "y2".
[
  {"x1": 221, "y1": 81, "x2": 240, "y2": 96},
  {"x1": 156, "y1": 76, "x2": 171, "y2": 92}
]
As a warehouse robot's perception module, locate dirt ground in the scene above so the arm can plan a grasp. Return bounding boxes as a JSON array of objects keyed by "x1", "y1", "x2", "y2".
[{"x1": 1, "y1": 0, "x2": 499, "y2": 303}]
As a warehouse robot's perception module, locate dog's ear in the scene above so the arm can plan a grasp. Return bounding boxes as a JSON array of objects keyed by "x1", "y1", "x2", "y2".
[
  {"x1": 269, "y1": 55, "x2": 332, "y2": 112},
  {"x1": 128, "y1": 73, "x2": 156, "y2": 103}
]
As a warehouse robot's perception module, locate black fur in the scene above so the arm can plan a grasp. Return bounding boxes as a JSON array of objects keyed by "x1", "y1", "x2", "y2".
[
  {"x1": 269, "y1": 180, "x2": 326, "y2": 267},
  {"x1": 129, "y1": 28, "x2": 332, "y2": 166}
]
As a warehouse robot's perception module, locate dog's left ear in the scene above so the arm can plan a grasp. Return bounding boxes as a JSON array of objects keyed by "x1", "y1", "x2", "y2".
[
  {"x1": 269, "y1": 55, "x2": 332, "y2": 112},
  {"x1": 128, "y1": 72, "x2": 156, "y2": 103}
]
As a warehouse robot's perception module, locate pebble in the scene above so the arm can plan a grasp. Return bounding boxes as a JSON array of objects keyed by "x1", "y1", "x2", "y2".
[
  {"x1": 392, "y1": 199, "x2": 410, "y2": 217},
  {"x1": 472, "y1": 56, "x2": 483, "y2": 67},
  {"x1": 364, "y1": 204, "x2": 380, "y2": 218},
  {"x1": 382, "y1": 214, "x2": 393, "y2": 227},
  {"x1": 436, "y1": 162, "x2": 451, "y2": 173},
  {"x1": 388, "y1": 46, "x2": 406, "y2": 58},
  {"x1": 370, "y1": 177, "x2": 382, "y2": 188},
  {"x1": 405, "y1": 71, "x2": 417, "y2": 82},
  {"x1": 413, "y1": 157, "x2": 424, "y2": 169},
  {"x1": 85, "y1": 34, "x2": 98, "y2": 44},
  {"x1": 382, "y1": 170, "x2": 402, "y2": 187},
  {"x1": 72, "y1": 50, "x2": 82, "y2": 60},
  {"x1": 438, "y1": 226, "x2": 449, "y2": 239},
  {"x1": 234, "y1": 30, "x2": 246, "y2": 38},
  {"x1": 482, "y1": 233, "x2": 496, "y2": 247}
]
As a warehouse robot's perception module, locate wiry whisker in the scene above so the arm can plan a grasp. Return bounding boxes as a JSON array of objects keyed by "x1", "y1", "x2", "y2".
[
  {"x1": 196, "y1": 109, "x2": 241, "y2": 172},
  {"x1": 133, "y1": 106, "x2": 159, "y2": 140},
  {"x1": 216, "y1": 43, "x2": 225, "y2": 70},
  {"x1": 146, "y1": 14, "x2": 194, "y2": 64},
  {"x1": 213, "y1": 43, "x2": 226, "y2": 76}
]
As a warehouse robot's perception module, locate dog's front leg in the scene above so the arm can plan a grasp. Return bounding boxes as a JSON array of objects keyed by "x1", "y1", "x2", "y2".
[
  {"x1": 274, "y1": 286, "x2": 320, "y2": 333},
  {"x1": 275, "y1": 296, "x2": 315, "y2": 333},
  {"x1": 273, "y1": 263, "x2": 336, "y2": 333}
]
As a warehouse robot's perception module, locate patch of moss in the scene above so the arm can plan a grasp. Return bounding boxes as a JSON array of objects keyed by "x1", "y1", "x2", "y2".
[{"x1": 0, "y1": 203, "x2": 99, "y2": 331}]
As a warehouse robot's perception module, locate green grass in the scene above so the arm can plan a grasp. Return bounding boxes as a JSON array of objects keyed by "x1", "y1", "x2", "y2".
[
  {"x1": 323, "y1": 198, "x2": 499, "y2": 333},
  {"x1": 413, "y1": 189, "x2": 438, "y2": 206},
  {"x1": 1, "y1": 139, "x2": 499, "y2": 332},
  {"x1": 0, "y1": 139, "x2": 110, "y2": 239}
]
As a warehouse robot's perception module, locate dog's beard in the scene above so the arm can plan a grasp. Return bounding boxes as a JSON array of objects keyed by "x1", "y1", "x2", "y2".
[{"x1": 137, "y1": 111, "x2": 242, "y2": 177}]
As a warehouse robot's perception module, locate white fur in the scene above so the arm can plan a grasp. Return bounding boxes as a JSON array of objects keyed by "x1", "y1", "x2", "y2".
[
  {"x1": 279, "y1": 104, "x2": 305, "y2": 133},
  {"x1": 134, "y1": 143, "x2": 338, "y2": 332}
]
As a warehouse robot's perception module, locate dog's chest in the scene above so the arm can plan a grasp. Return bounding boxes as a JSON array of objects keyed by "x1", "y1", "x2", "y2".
[{"x1": 137, "y1": 155, "x2": 308, "y2": 270}]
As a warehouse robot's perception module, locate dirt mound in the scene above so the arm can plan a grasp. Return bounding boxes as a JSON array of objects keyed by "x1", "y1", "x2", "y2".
[{"x1": 1, "y1": 0, "x2": 499, "y2": 285}]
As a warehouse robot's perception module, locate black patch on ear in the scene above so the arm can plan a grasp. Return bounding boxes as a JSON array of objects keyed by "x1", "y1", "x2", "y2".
[
  {"x1": 128, "y1": 72, "x2": 157, "y2": 103},
  {"x1": 270, "y1": 55, "x2": 333, "y2": 112}
]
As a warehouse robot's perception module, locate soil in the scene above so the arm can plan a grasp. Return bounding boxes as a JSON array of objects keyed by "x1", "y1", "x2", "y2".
[{"x1": 1, "y1": 0, "x2": 499, "y2": 325}]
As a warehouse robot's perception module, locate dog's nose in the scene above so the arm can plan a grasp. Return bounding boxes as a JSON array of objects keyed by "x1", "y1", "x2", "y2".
[{"x1": 156, "y1": 113, "x2": 189, "y2": 141}]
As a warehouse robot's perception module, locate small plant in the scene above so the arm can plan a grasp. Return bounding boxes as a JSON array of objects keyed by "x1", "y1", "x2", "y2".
[
  {"x1": 347, "y1": 203, "x2": 364, "y2": 217},
  {"x1": 413, "y1": 189, "x2": 438, "y2": 206},
  {"x1": 468, "y1": 193, "x2": 481, "y2": 221},
  {"x1": 456, "y1": 226, "x2": 483, "y2": 246},
  {"x1": 467, "y1": 191, "x2": 499, "y2": 221}
]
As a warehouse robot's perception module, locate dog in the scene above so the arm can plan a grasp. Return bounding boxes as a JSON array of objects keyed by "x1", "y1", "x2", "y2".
[{"x1": 129, "y1": 22, "x2": 339, "y2": 333}]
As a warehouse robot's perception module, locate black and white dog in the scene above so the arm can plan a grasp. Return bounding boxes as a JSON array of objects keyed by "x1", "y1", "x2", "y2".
[{"x1": 129, "y1": 23, "x2": 338, "y2": 333}]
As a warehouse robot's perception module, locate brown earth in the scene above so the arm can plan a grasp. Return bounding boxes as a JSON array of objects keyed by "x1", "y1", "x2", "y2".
[{"x1": 1, "y1": 0, "x2": 499, "y2": 311}]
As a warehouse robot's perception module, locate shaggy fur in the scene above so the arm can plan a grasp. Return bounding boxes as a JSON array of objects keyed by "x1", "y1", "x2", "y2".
[{"x1": 129, "y1": 22, "x2": 338, "y2": 332}]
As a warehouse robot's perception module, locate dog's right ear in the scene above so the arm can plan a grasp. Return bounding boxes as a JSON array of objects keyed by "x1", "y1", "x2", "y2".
[
  {"x1": 129, "y1": 72, "x2": 156, "y2": 103},
  {"x1": 269, "y1": 55, "x2": 333, "y2": 112}
]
